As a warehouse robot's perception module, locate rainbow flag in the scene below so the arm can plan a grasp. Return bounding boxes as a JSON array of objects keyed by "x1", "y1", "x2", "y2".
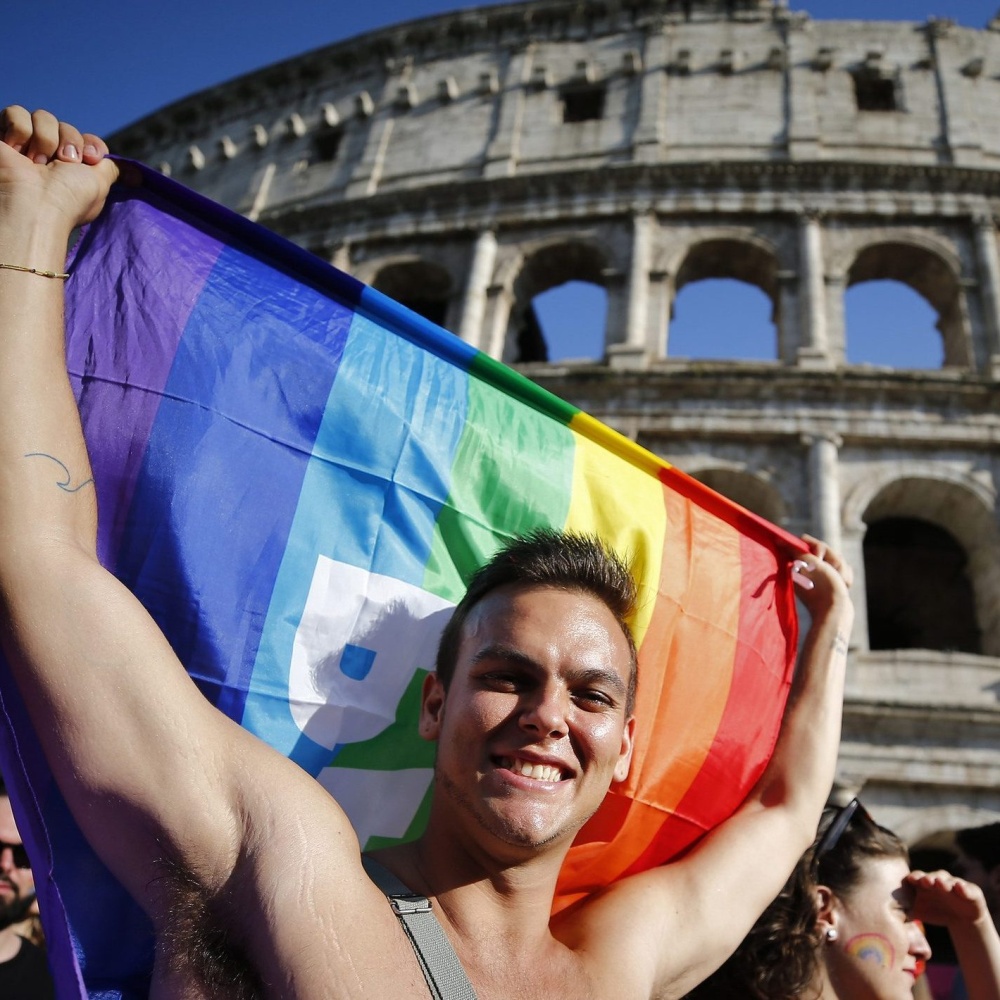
[{"x1": 0, "y1": 161, "x2": 803, "y2": 998}]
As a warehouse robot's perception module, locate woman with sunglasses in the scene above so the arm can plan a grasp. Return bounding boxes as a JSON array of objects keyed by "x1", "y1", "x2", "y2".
[{"x1": 685, "y1": 799, "x2": 1000, "y2": 1000}]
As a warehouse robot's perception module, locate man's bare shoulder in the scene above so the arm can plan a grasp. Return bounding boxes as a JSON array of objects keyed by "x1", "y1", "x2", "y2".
[{"x1": 149, "y1": 752, "x2": 430, "y2": 999}]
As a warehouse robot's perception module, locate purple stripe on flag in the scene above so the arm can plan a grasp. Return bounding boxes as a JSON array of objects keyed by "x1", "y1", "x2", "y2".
[{"x1": 66, "y1": 193, "x2": 223, "y2": 567}]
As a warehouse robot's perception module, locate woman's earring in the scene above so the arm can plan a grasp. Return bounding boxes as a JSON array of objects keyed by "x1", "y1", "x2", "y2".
[{"x1": 825, "y1": 927, "x2": 839, "y2": 943}]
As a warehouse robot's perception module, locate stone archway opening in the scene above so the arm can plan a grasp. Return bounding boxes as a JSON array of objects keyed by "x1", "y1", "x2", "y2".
[
  {"x1": 845, "y1": 279, "x2": 942, "y2": 368},
  {"x1": 846, "y1": 242, "x2": 968, "y2": 368},
  {"x1": 508, "y1": 242, "x2": 608, "y2": 363},
  {"x1": 691, "y1": 468, "x2": 787, "y2": 526},
  {"x1": 863, "y1": 516, "x2": 981, "y2": 654},
  {"x1": 372, "y1": 260, "x2": 453, "y2": 328},
  {"x1": 669, "y1": 239, "x2": 779, "y2": 361}
]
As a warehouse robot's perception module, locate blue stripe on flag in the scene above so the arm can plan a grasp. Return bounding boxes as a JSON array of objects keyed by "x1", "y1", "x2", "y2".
[
  {"x1": 114, "y1": 244, "x2": 355, "y2": 721},
  {"x1": 240, "y1": 311, "x2": 469, "y2": 770}
]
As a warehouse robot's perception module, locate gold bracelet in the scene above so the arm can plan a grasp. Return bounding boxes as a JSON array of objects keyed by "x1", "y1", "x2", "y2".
[{"x1": 0, "y1": 262, "x2": 70, "y2": 280}]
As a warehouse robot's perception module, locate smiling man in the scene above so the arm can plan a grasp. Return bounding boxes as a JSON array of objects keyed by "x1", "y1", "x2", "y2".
[{"x1": 0, "y1": 104, "x2": 855, "y2": 1000}]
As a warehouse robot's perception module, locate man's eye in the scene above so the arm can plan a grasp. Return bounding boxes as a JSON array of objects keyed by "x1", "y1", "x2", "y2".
[{"x1": 576, "y1": 690, "x2": 613, "y2": 708}]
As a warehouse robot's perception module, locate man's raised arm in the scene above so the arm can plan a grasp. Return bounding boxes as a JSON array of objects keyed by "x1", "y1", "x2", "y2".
[
  {"x1": 0, "y1": 107, "x2": 356, "y2": 921},
  {"x1": 557, "y1": 539, "x2": 854, "y2": 999}
]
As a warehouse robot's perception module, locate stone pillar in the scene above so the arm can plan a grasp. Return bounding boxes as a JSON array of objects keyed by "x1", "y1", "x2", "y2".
[
  {"x1": 330, "y1": 242, "x2": 351, "y2": 273},
  {"x1": 972, "y1": 213, "x2": 1000, "y2": 376},
  {"x1": 796, "y1": 212, "x2": 832, "y2": 368},
  {"x1": 804, "y1": 432, "x2": 843, "y2": 551},
  {"x1": 483, "y1": 47, "x2": 533, "y2": 179},
  {"x1": 630, "y1": 26, "x2": 668, "y2": 162},
  {"x1": 457, "y1": 230, "x2": 499, "y2": 347},
  {"x1": 609, "y1": 213, "x2": 654, "y2": 368}
]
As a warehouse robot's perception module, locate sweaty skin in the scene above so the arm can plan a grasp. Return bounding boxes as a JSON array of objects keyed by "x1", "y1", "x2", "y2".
[{"x1": 0, "y1": 104, "x2": 854, "y2": 1000}]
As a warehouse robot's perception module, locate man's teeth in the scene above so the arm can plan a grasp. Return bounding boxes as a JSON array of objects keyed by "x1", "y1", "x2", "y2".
[{"x1": 503, "y1": 758, "x2": 562, "y2": 782}]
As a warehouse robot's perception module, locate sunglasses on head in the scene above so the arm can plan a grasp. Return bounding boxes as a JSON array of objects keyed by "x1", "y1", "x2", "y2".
[
  {"x1": 813, "y1": 797, "x2": 875, "y2": 866},
  {"x1": 0, "y1": 840, "x2": 30, "y2": 870}
]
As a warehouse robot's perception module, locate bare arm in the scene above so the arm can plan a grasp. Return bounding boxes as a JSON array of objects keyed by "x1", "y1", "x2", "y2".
[
  {"x1": 560, "y1": 537, "x2": 854, "y2": 998},
  {"x1": 908, "y1": 870, "x2": 1000, "y2": 1000},
  {"x1": 0, "y1": 108, "x2": 358, "y2": 921}
]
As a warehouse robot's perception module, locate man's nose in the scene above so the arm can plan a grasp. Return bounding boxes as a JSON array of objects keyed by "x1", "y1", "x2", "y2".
[
  {"x1": 0, "y1": 846, "x2": 15, "y2": 874},
  {"x1": 520, "y1": 684, "x2": 569, "y2": 738}
]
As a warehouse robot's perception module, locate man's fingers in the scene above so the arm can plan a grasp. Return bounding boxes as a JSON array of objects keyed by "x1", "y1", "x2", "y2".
[
  {"x1": 80, "y1": 132, "x2": 108, "y2": 165},
  {"x1": 0, "y1": 105, "x2": 32, "y2": 152},
  {"x1": 24, "y1": 109, "x2": 62, "y2": 163}
]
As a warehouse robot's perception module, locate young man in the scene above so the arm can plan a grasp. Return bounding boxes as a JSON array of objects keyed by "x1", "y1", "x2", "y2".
[{"x1": 0, "y1": 105, "x2": 854, "y2": 1000}]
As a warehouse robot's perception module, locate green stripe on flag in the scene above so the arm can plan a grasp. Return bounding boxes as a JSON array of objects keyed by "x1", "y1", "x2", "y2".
[{"x1": 423, "y1": 371, "x2": 576, "y2": 601}]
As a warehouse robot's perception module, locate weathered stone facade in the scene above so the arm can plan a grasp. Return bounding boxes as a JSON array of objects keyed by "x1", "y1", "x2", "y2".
[{"x1": 112, "y1": 0, "x2": 1000, "y2": 845}]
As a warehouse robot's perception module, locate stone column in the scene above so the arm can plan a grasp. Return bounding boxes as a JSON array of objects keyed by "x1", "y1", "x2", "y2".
[
  {"x1": 483, "y1": 46, "x2": 533, "y2": 179},
  {"x1": 630, "y1": 26, "x2": 668, "y2": 162},
  {"x1": 972, "y1": 213, "x2": 1000, "y2": 376},
  {"x1": 330, "y1": 242, "x2": 351, "y2": 273},
  {"x1": 457, "y1": 230, "x2": 499, "y2": 348},
  {"x1": 796, "y1": 212, "x2": 832, "y2": 368},
  {"x1": 609, "y1": 213, "x2": 654, "y2": 368},
  {"x1": 804, "y1": 432, "x2": 843, "y2": 551}
]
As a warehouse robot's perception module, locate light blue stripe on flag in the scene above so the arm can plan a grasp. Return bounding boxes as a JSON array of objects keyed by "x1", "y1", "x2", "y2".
[{"x1": 240, "y1": 311, "x2": 469, "y2": 771}]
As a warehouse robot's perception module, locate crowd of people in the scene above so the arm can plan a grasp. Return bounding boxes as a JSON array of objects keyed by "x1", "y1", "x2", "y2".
[{"x1": 0, "y1": 104, "x2": 996, "y2": 999}]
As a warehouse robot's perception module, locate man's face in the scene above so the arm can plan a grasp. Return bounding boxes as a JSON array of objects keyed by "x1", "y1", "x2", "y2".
[
  {"x1": 953, "y1": 847, "x2": 1000, "y2": 918},
  {"x1": 421, "y1": 582, "x2": 635, "y2": 856},
  {"x1": 0, "y1": 796, "x2": 32, "y2": 926}
]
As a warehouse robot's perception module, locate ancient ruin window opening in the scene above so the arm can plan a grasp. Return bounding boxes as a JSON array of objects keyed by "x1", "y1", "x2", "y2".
[
  {"x1": 372, "y1": 260, "x2": 453, "y2": 329},
  {"x1": 508, "y1": 243, "x2": 608, "y2": 364},
  {"x1": 845, "y1": 242, "x2": 966, "y2": 368},
  {"x1": 852, "y1": 73, "x2": 898, "y2": 112},
  {"x1": 561, "y1": 85, "x2": 606, "y2": 123},
  {"x1": 531, "y1": 281, "x2": 608, "y2": 362},
  {"x1": 313, "y1": 127, "x2": 344, "y2": 163},
  {"x1": 691, "y1": 469, "x2": 786, "y2": 526},
  {"x1": 669, "y1": 239, "x2": 779, "y2": 361},
  {"x1": 864, "y1": 517, "x2": 981, "y2": 654},
  {"x1": 845, "y1": 280, "x2": 942, "y2": 368},
  {"x1": 670, "y1": 279, "x2": 776, "y2": 360}
]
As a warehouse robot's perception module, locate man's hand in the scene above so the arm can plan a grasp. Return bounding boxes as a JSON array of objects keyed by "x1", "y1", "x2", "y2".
[
  {"x1": 791, "y1": 534, "x2": 854, "y2": 623},
  {"x1": 0, "y1": 105, "x2": 117, "y2": 234}
]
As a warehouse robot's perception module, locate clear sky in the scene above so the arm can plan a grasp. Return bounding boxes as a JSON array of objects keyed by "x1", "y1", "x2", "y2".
[
  {"x1": 8, "y1": 0, "x2": 996, "y2": 365},
  {"x1": 8, "y1": 0, "x2": 998, "y2": 136}
]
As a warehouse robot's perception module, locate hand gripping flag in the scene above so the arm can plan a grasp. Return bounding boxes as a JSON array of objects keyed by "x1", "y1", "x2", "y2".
[{"x1": 0, "y1": 162, "x2": 805, "y2": 998}]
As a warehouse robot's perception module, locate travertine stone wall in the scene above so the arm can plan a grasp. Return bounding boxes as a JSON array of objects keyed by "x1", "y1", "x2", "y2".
[{"x1": 112, "y1": 0, "x2": 1000, "y2": 844}]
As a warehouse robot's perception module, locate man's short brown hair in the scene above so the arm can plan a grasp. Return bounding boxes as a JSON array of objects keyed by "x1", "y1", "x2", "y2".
[{"x1": 434, "y1": 529, "x2": 639, "y2": 715}]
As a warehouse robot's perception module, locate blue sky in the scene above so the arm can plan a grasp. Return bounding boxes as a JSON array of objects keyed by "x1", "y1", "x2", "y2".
[{"x1": 8, "y1": 0, "x2": 995, "y2": 365}]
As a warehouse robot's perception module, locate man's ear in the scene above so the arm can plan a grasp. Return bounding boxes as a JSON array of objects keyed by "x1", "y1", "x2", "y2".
[
  {"x1": 613, "y1": 716, "x2": 636, "y2": 783},
  {"x1": 419, "y1": 672, "x2": 446, "y2": 741}
]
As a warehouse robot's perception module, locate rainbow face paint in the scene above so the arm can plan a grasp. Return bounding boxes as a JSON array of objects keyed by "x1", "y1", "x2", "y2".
[{"x1": 845, "y1": 933, "x2": 896, "y2": 969}]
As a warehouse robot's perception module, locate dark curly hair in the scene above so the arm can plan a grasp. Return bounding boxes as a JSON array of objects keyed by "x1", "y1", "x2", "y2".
[{"x1": 683, "y1": 803, "x2": 908, "y2": 1000}]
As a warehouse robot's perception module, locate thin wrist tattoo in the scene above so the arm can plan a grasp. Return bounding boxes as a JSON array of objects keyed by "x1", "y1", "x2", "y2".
[
  {"x1": 832, "y1": 632, "x2": 849, "y2": 656},
  {"x1": 23, "y1": 452, "x2": 94, "y2": 493}
]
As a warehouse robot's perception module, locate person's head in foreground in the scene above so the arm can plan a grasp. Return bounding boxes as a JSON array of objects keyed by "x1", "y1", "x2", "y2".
[
  {"x1": 421, "y1": 528, "x2": 639, "y2": 852},
  {"x1": 687, "y1": 798, "x2": 932, "y2": 1000},
  {"x1": 0, "y1": 778, "x2": 35, "y2": 930}
]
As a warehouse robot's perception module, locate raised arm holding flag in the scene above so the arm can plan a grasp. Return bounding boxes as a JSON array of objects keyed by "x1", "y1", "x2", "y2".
[{"x1": 0, "y1": 105, "x2": 854, "y2": 1000}]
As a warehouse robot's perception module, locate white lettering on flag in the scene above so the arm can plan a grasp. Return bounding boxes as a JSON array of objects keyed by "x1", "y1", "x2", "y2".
[{"x1": 289, "y1": 557, "x2": 455, "y2": 749}]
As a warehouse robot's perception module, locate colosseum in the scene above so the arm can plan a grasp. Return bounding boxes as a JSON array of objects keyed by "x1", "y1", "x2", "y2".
[{"x1": 112, "y1": 0, "x2": 1000, "y2": 853}]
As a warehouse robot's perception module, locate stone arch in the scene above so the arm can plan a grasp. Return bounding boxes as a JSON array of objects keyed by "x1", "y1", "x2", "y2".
[
  {"x1": 844, "y1": 469, "x2": 1000, "y2": 655},
  {"x1": 842, "y1": 237, "x2": 971, "y2": 368},
  {"x1": 686, "y1": 465, "x2": 788, "y2": 526},
  {"x1": 505, "y1": 240, "x2": 609, "y2": 363},
  {"x1": 370, "y1": 258, "x2": 455, "y2": 328},
  {"x1": 666, "y1": 236, "x2": 781, "y2": 360}
]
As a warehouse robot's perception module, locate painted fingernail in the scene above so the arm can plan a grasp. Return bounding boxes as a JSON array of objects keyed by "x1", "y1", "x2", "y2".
[
  {"x1": 61, "y1": 143, "x2": 79, "y2": 161},
  {"x1": 83, "y1": 143, "x2": 99, "y2": 159},
  {"x1": 792, "y1": 560, "x2": 811, "y2": 574}
]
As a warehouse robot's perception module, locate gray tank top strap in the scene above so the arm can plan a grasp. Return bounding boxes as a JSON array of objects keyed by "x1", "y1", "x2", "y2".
[{"x1": 362, "y1": 855, "x2": 478, "y2": 1000}]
